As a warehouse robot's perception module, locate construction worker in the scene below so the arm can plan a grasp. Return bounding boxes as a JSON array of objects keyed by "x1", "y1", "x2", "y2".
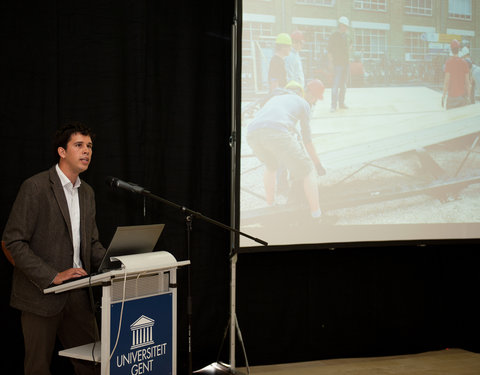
[
  {"x1": 442, "y1": 39, "x2": 471, "y2": 110},
  {"x1": 268, "y1": 33, "x2": 292, "y2": 91},
  {"x1": 469, "y1": 59, "x2": 480, "y2": 101},
  {"x1": 465, "y1": 58, "x2": 476, "y2": 104},
  {"x1": 327, "y1": 16, "x2": 352, "y2": 112},
  {"x1": 247, "y1": 79, "x2": 326, "y2": 220},
  {"x1": 459, "y1": 39, "x2": 470, "y2": 59},
  {"x1": 285, "y1": 30, "x2": 306, "y2": 88}
]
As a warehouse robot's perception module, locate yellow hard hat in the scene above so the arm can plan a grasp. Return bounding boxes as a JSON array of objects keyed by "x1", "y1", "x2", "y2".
[
  {"x1": 285, "y1": 80, "x2": 304, "y2": 96},
  {"x1": 276, "y1": 33, "x2": 292, "y2": 46}
]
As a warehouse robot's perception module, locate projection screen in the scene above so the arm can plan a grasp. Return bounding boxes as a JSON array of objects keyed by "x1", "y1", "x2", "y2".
[{"x1": 239, "y1": 0, "x2": 480, "y2": 248}]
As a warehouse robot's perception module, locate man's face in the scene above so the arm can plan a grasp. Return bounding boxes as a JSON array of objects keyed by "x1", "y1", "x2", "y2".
[
  {"x1": 305, "y1": 93, "x2": 316, "y2": 106},
  {"x1": 293, "y1": 40, "x2": 304, "y2": 51},
  {"x1": 280, "y1": 44, "x2": 291, "y2": 57},
  {"x1": 58, "y1": 133, "x2": 93, "y2": 176}
]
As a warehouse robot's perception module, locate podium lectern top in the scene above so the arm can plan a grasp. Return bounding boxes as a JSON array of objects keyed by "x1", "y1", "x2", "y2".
[
  {"x1": 112, "y1": 251, "x2": 183, "y2": 273},
  {"x1": 44, "y1": 251, "x2": 189, "y2": 295}
]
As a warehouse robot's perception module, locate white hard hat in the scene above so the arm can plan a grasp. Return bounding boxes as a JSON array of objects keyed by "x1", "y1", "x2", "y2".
[
  {"x1": 459, "y1": 46, "x2": 470, "y2": 58},
  {"x1": 338, "y1": 16, "x2": 349, "y2": 26}
]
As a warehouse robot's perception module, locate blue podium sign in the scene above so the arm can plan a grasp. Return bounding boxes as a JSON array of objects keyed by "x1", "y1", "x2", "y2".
[{"x1": 110, "y1": 293, "x2": 173, "y2": 375}]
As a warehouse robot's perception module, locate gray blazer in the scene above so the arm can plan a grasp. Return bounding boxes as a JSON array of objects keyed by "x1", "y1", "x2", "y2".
[{"x1": 2, "y1": 166, "x2": 106, "y2": 317}]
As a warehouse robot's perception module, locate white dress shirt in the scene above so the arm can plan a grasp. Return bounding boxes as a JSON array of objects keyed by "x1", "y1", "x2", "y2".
[{"x1": 55, "y1": 164, "x2": 83, "y2": 268}]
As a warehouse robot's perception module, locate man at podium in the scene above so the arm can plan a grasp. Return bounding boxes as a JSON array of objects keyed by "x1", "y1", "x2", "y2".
[{"x1": 2, "y1": 122, "x2": 106, "y2": 375}]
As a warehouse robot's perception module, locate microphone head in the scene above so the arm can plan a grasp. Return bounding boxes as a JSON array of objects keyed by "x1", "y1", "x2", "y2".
[{"x1": 105, "y1": 176, "x2": 118, "y2": 188}]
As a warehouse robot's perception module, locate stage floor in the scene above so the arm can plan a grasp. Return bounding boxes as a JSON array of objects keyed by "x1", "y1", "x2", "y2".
[{"x1": 238, "y1": 349, "x2": 480, "y2": 375}]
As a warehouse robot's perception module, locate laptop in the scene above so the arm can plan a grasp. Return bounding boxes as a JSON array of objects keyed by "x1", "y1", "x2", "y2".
[{"x1": 97, "y1": 223, "x2": 165, "y2": 273}]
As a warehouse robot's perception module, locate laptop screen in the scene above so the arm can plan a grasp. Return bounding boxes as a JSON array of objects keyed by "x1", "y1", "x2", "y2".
[{"x1": 98, "y1": 223, "x2": 165, "y2": 272}]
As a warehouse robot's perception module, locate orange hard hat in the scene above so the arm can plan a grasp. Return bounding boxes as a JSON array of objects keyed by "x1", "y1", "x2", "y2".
[{"x1": 291, "y1": 30, "x2": 304, "y2": 42}]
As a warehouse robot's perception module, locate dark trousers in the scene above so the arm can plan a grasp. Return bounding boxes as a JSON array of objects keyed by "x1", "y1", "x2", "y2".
[
  {"x1": 331, "y1": 64, "x2": 349, "y2": 109},
  {"x1": 21, "y1": 289, "x2": 100, "y2": 375}
]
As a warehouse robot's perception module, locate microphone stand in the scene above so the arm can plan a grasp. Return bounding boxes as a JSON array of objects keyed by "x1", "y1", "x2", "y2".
[{"x1": 136, "y1": 188, "x2": 267, "y2": 375}]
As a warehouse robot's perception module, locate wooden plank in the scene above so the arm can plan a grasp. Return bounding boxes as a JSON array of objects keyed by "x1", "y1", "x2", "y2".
[
  {"x1": 242, "y1": 88, "x2": 480, "y2": 171},
  {"x1": 315, "y1": 113, "x2": 480, "y2": 170},
  {"x1": 307, "y1": 87, "x2": 480, "y2": 170}
]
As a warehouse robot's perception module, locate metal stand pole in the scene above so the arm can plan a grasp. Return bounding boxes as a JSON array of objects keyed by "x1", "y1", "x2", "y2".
[
  {"x1": 186, "y1": 215, "x2": 193, "y2": 375},
  {"x1": 195, "y1": 3, "x2": 256, "y2": 373},
  {"x1": 229, "y1": 4, "x2": 241, "y2": 372},
  {"x1": 229, "y1": 252, "x2": 237, "y2": 370}
]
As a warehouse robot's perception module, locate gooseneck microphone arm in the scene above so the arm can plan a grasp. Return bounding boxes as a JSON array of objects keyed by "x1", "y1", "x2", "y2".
[{"x1": 105, "y1": 176, "x2": 268, "y2": 247}]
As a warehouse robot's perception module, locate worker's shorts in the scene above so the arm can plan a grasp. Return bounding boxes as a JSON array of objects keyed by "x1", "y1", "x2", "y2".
[{"x1": 247, "y1": 128, "x2": 313, "y2": 180}]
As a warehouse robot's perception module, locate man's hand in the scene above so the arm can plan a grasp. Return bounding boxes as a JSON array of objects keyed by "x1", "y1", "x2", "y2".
[
  {"x1": 304, "y1": 142, "x2": 325, "y2": 176},
  {"x1": 314, "y1": 161, "x2": 326, "y2": 176},
  {"x1": 53, "y1": 268, "x2": 88, "y2": 285}
]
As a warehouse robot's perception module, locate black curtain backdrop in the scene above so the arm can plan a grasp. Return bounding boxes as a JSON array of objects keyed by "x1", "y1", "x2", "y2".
[
  {"x1": 236, "y1": 244, "x2": 480, "y2": 366},
  {"x1": 1, "y1": 1, "x2": 233, "y2": 374},
  {"x1": 2, "y1": 2, "x2": 480, "y2": 375}
]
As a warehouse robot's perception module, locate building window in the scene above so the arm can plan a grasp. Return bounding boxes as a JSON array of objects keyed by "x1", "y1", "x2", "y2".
[
  {"x1": 291, "y1": 25, "x2": 335, "y2": 80},
  {"x1": 294, "y1": 25, "x2": 333, "y2": 60},
  {"x1": 353, "y1": 28, "x2": 387, "y2": 60},
  {"x1": 354, "y1": 0, "x2": 387, "y2": 12},
  {"x1": 296, "y1": 0, "x2": 335, "y2": 5},
  {"x1": 404, "y1": 32, "x2": 428, "y2": 61},
  {"x1": 242, "y1": 21, "x2": 274, "y2": 59},
  {"x1": 242, "y1": 21, "x2": 274, "y2": 93},
  {"x1": 404, "y1": 0, "x2": 433, "y2": 16},
  {"x1": 448, "y1": 0, "x2": 472, "y2": 20}
]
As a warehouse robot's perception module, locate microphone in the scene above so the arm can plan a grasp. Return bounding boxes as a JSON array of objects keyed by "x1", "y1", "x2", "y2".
[{"x1": 105, "y1": 176, "x2": 145, "y2": 194}]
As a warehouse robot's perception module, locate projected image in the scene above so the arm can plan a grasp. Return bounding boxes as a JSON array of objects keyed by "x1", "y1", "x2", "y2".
[{"x1": 240, "y1": 0, "x2": 480, "y2": 247}]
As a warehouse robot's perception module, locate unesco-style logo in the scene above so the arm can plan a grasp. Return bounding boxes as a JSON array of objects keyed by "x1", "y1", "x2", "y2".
[
  {"x1": 114, "y1": 299, "x2": 171, "y2": 374},
  {"x1": 130, "y1": 315, "x2": 155, "y2": 350}
]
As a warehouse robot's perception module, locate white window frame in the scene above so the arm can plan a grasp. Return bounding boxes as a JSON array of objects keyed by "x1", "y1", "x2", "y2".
[
  {"x1": 404, "y1": 0, "x2": 433, "y2": 16},
  {"x1": 448, "y1": 0, "x2": 472, "y2": 21},
  {"x1": 353, "y1": 28, "x2": 388, "y2": 60},
  {"x1": 404, "y1": 31, "x2": 429, "y2": 61},
  {"x1": 295, "y1": 0, "x2": 335, "y2": 6},
  {"x1": 354, "y1": 0, "x2": 387, "y2": 12}
]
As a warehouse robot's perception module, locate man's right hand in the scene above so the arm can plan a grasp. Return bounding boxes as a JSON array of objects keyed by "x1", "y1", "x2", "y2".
[
  {"x1": 53, "y1": 268, "x2": 88, "y2": 285},
  {"x1": 315, "y1": 161, "x2": 326, "y2": 176}
]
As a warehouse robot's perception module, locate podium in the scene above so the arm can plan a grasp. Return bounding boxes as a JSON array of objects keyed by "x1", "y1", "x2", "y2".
[{"x1": 45, "y1": 252, "x2": 190, "y2": 375}]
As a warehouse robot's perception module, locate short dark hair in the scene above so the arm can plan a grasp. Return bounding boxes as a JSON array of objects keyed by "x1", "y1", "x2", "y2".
[{"x1": 53, "y1": 121, "x2": 95, "y2": 162}]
